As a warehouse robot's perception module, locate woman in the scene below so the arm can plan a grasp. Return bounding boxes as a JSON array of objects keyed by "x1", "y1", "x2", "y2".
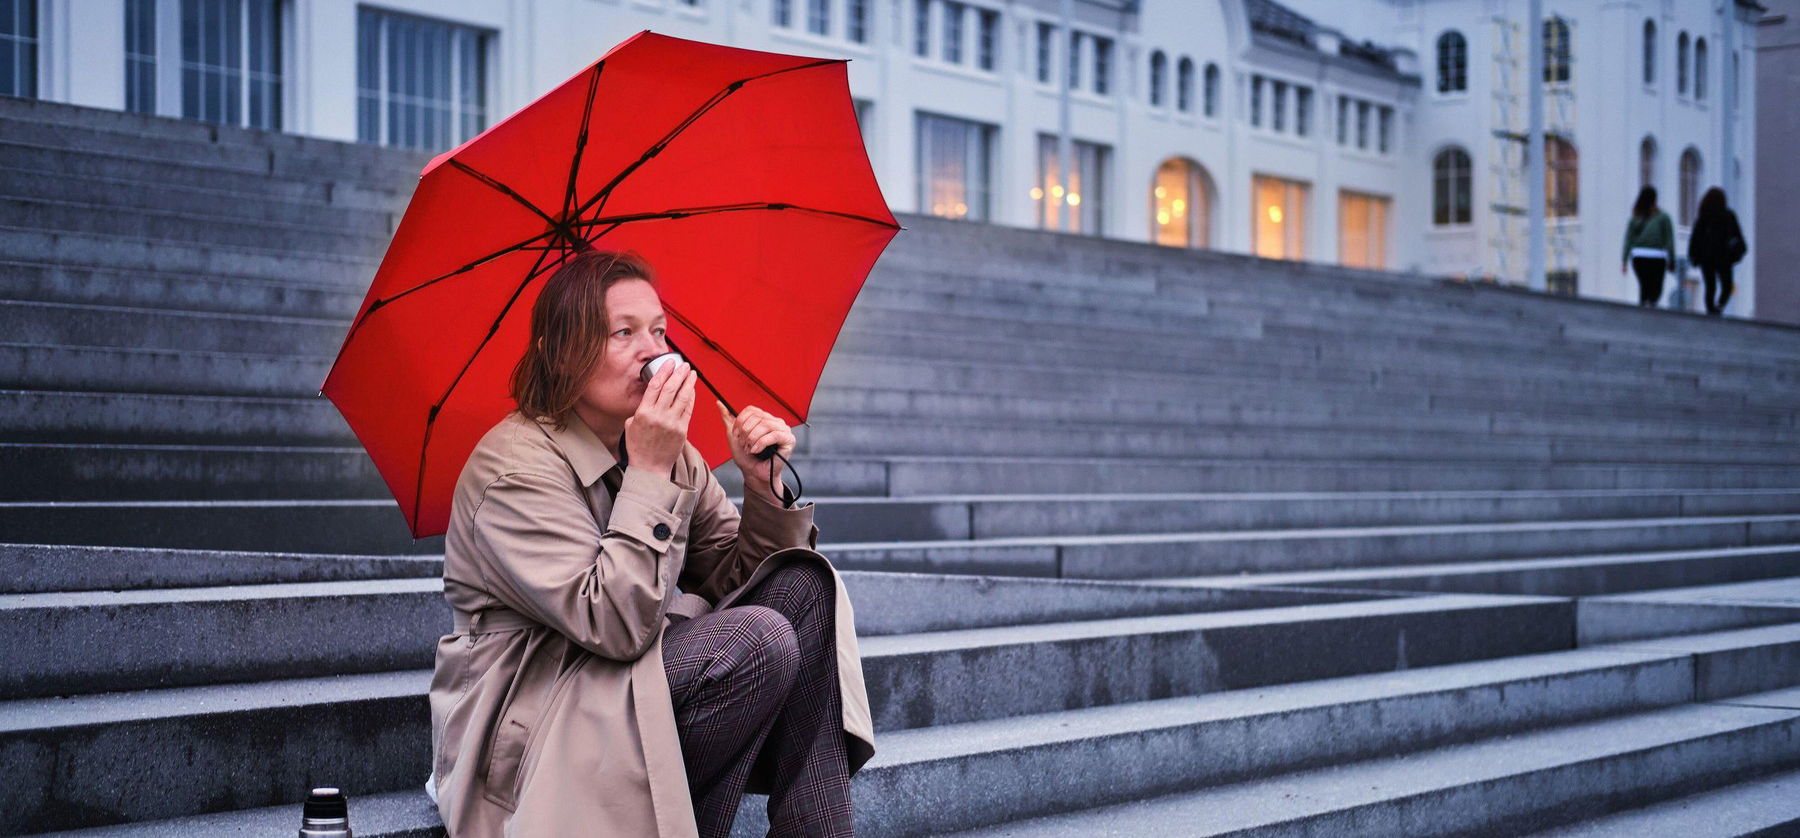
[
  {"x1": 426, "y1": 250, "x2": 874, "y2": 837},
  {"x1": 1620, "y1": 186, "x2": 1676, "y2": 308},
  {"x1": 1688, "y1": 187, "x2": 1748, "y2": 316}
]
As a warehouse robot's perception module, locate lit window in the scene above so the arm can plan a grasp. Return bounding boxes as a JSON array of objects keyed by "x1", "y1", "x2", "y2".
[
  {"x1": 1339, "y1": 191, "x2": 1390, "y2": 269},
  {"x1": 1037, "y1": 134, "x2": 1109, "y2": 235},
  {"x1": 1253, "y1": 175, "x2": 1309, "y2": 261},
  {"x1": 1151, "y1": 157, "x2": 1213, "y2": 249},
  {"x1": 917, "y1": 112, "x2": 994, "y2": 221}
]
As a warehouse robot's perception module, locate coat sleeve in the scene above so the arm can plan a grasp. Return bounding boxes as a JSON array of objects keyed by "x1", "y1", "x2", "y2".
[
  {"x1": 469, "y1": 466, "x2": 698, "y2": 662},
  {"x1": 1660, "y1": 214, "x2": 1676, "y2": 266},
  {"x1": 679, "y1": 462, "x2": 819, "y2": 606}
]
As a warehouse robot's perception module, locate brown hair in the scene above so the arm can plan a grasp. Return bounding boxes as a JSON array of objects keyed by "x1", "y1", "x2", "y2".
[{"x1": 510, "y1": 249, "x2": 658, "y2": 430}]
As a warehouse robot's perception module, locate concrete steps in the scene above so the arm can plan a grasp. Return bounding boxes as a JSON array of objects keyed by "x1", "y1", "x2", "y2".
[
  {"x1": 6, "y1": 96, "x2": 1800, "y2": 837},
  {"x1": 0, "y1": 591, "x2": 1562, "y2": 833},
  {"x1": 24, "y1": 623, "x2": 1800, "y2": 837},
  {"x1": 938, "y1": 690, "x2": 1800, "y2": 837}
]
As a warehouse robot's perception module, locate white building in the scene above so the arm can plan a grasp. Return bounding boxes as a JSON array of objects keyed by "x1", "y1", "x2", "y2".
[{"x1": 0, "y1": 0, "x2": 1762, "y2": 313}]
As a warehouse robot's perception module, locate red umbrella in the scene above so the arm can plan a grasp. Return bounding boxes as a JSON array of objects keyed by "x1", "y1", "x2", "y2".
[{"x1": 321, "y1": 30, "x2": 900, "y2": 538}]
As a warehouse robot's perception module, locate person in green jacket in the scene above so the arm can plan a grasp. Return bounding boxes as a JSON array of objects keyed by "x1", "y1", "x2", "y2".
[{"x1": 1621, "y1": 186, "x2": 1676, "y2": 308}]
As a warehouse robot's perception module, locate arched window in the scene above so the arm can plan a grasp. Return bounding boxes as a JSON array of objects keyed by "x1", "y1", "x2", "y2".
[
  {"x1": 1176, "y1": 57, "x2": 1194, "y2": 112},
  {"x1": 1203, "y1": 62, "x2": 1220, "y2": 117},
  {"x1": 1543, "y1": 17, "x2": 1571, "y2": 83},
  {"x1": 1642, "y1": 20, "x2": 1656, "y2": 85},
  {"x1": 1679, "y1": 147, "x2": 1701, "y2": 226},
  {"x1": 1639, "y1": 136, "x2": 1657, "y2": 190},
  {"x1": 1436, "y1": 31, "x2": 1467, "y2": 93},
  {"x1": 1151, "y1": 157, "x2": 1214, "y2": 248},
  {"x1": 1545, "y1": 135, "x2": 1578, "y2": 218},
  {"x1": 1432, "y1": 147, "x2": 1472, "y2": 226},
  {"x1": 1149, "y1": 50, "x2": 1166, "y2": 107},
  {"x1": 1695, "y1": 38, "x2": 1707, "y2": 100},
  {"x1": 1677, "y1": 32, "x2": 1689, "y2": 95}
]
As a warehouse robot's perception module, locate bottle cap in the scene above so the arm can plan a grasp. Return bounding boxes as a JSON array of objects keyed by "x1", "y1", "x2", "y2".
[{"x1": 304, "y1": 787, "x2": 348, "y2": 820}]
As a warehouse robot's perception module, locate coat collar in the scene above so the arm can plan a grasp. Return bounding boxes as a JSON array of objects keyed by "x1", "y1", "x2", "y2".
[{"x1": 534, "y1": 412, "x2": 626, "y2": 489}]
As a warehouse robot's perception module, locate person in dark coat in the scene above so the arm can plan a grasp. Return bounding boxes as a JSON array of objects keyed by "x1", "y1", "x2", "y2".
[{"x1": 1688, "y1": 187, "x2": 1748, "y2": 316}]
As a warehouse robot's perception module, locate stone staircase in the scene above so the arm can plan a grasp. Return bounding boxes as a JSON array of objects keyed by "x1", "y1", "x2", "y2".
[{"x1": 3, "y1": 95, "x2": 1800, "y2": 837}]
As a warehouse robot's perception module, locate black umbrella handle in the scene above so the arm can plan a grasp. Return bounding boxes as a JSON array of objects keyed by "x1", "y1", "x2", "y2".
[{"x1": 665, "y1": 337, "x2": 803, "y2": 508}]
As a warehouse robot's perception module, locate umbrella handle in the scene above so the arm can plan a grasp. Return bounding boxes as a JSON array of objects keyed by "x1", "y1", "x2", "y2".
[{"x1": 664, "y1": 339, "x2": 804, "y2": 508}]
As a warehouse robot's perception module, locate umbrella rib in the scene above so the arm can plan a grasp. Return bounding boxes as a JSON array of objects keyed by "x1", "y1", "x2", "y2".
[
  {"x1": 446, "y1": 159, "x2": 565, "y2": 237},
  {"x1": 571, "y1": 200, "x2": 901, "y2": 231},
  {"x1": 408, "y1": 240, "x2": 574, "y2": 534},
  {"x1": 660, "y1": 302, "x2": 806, "y2": 423},
  {"x1": 335, "y1": 228, "x2": 560, "y2": 356},
  {"x1": 561, "y1": 64, "x2": 603, "y2": 223},
  {"x1": 574, "y1": 58, "x2": 844, "y2": 225}
]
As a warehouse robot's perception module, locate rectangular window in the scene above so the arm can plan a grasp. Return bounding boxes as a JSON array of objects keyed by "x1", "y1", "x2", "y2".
[
  {"x1": 1338, "y1": 190, "x2": 1390, "y2": 269},
  {"x1": 976, "y1": 8, "x2": 997, "y2": 70},
  {"x1": 357, "y1": 7, "x2": 489, "y2": 152},
  {"x1": 1249, "y1": 75, "x2": 1262, "y2": 127},
  {"x1": 1067, "y1": 31, "x2": 1081, "y2": 89},
  {"x1": 774, "y1": 0, "x2": 792, "y2": 27},
  {"x1": 1336, "y1": 96, "x2": 1347, "y2": 144},
  {"x1": 1377, "y1": 106, "x2": 1392, "y2": 153},
  {"x1": 1093, "y1": 37, "x2": 1112, "y2": 95},
  {"x1": 1271, "y1": 81, "x2": 1287, "y2": 132},
  {"x1": 942, "y1": 1, "x2": 962, "y2": 63},
  {"x1": 0, "y1": 0, "x2": 38, "y2": 98},
  {"x1": 125, "y1": 0, "x2": 157, "y2": 113},
  {"x1": 1037, "y1": 134, "x2": 1109, "y2": 235},
  {"x1": 1252, "y1": 175, "x2": 1308, "y2": 261},
  {"x1": 916, "y1": 112, "x2": 994, "y2": 221},
  {"x1": 181, "y1": 0, "x2": 282, "y2": 131},
  {"x1": 807, "y1": 0, "x2": 829, "y2": 35},
  {"x1": 1355, "y1": 100, "x2": 1370, "y2": 149},
  {"x1": 847, "y1": 0, "x2": 868, "y2": 43},
  {"x1": 1295, "y1": 87, "x2": 1311, "y2": 137},
  {"x1": 1036, "y1": 22, "x2": 1052, "y2": 83},
  {"x1": 914, "y1": 0, "x2": 930, "y2": 57}
]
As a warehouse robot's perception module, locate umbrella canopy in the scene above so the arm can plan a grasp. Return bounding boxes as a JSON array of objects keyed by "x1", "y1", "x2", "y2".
[{"x1": 322, "y1": 30, "x2": 899, "y2": 538}]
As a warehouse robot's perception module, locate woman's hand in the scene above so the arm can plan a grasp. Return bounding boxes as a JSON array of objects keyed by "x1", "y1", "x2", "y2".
[
  {"x1": 716, "y1": 401, "x2": 796, "y2": 496},
  {"x1": 625, "y1": 359, "x2": 695, "y2": 476}
]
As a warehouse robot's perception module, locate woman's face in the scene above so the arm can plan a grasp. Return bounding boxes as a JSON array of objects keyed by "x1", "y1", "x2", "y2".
[{"x1": 576, "y1": 278, "x2": 668, "y2": 423}]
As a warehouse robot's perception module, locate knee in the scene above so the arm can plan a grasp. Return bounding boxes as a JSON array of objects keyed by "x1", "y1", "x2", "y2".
[
  {"x1": 726, "y1": 605, "x2": 801, "y2": 686},
  {"x1": 763, "y1": 561, "x2": 834, "y2": 609}
]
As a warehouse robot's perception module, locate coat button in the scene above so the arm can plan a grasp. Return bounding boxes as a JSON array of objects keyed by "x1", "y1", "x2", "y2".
[{"x1": 653, "y1": 522, "x2": 671, "y2": 540}]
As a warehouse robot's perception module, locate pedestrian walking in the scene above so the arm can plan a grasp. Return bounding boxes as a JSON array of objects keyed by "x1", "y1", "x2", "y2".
[
  {"x1": 1688, "y1": 187, "x2": 1748, "y2": 316},
  {"x1": 1621, "y1": 186, "x2": 1677, "y2": 308}
]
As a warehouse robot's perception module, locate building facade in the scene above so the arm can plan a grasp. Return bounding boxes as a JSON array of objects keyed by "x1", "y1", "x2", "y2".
[
  {"x1": 0, "y1": 0, "x2": 1764, "y2": 314},
  {"x1": 1754, "y1": 0, "x2": 1798, "y2": 326}
]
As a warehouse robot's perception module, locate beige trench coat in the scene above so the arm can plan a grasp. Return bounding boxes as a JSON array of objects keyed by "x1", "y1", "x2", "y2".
[{"x1": 428, "y1": 410, "x2": 874, "y2": 837}]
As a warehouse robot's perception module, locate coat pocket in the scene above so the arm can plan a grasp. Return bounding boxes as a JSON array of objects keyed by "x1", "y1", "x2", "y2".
[
  {"x1": 481, "y1": 643, "x2": 593, "y2": 813},
  {"x1": 482, "y1": 719, "x2": 531, "y2": 812}
]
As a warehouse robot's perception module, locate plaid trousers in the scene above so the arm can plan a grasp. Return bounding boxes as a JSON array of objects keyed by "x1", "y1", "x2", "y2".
[{"x1": 661, "y1": 560, "x2": 854, "y2": 838}]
